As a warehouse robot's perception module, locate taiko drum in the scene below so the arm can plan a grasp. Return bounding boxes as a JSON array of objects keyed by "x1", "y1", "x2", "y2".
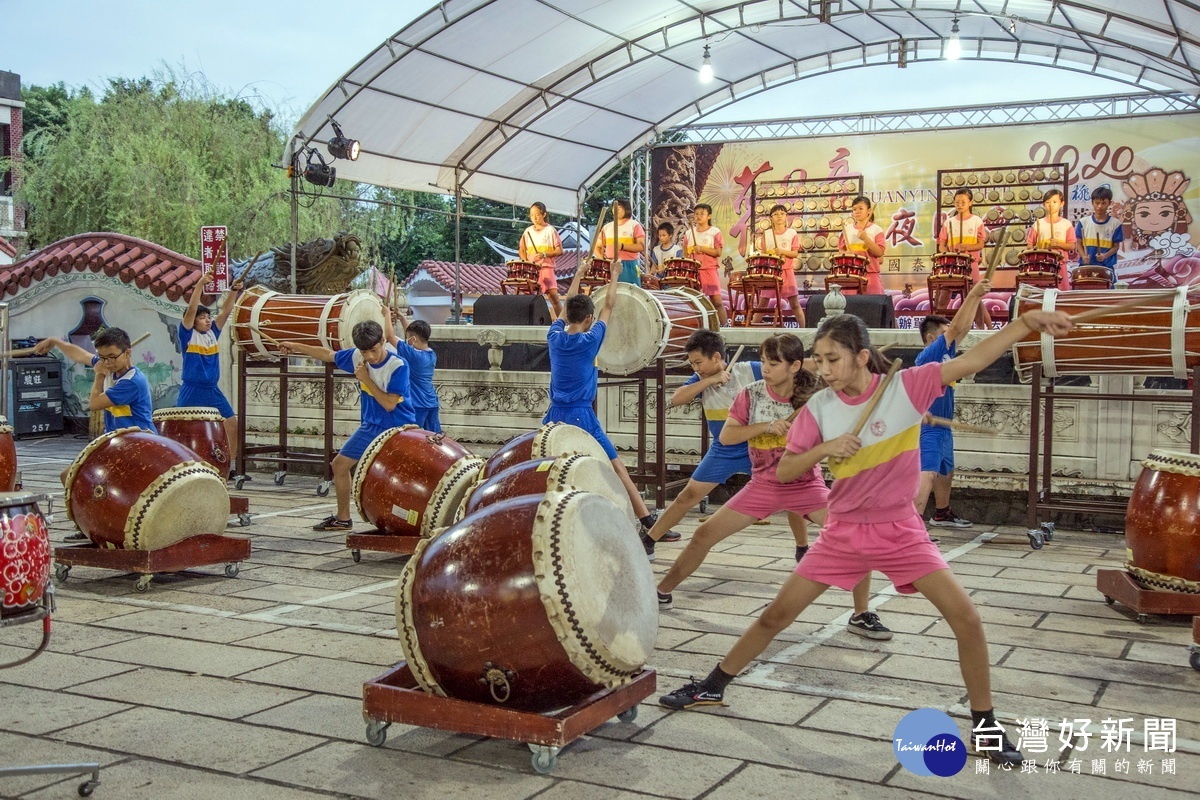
[
  {"x1": 481, "y1": 422, "x2": 611, "y2": 481},
  {"x1": 1, "y1": 492, "x2": 52, "y2": 622},
  {"x1": 461, "y1": 454, "x2": 634, "y2": 526},
  {"x1": 745, "y1": 254, "x2": 784, "y2": 280},
  {"x1": 931, "y1": 253, "x2": 972, "y2": 279},
  {"x1": 590, "y1": 283, "x2": 719, "y2": 375},
  {"x1": 1124, "y1": 450, "x2": 1200, "y2": 590},
  {"x1": 231, "y1": 286, "x2": 385, "y2": 359},
  {"x1": 152, "y1": 407, "x2": 230, "y2": 471}
]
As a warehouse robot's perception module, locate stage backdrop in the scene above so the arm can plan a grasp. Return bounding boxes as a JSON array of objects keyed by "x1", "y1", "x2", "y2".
[{"x1": 652, "y1": 113, "x2": 1199, "y2": 324}]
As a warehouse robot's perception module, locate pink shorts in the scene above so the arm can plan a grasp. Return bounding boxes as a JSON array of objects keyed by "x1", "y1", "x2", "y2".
[
  {"x1": 538, "y1": 266, "x2": 558, "y2": 293},
  {"x1": 796, "y1": 512, "x2": 948, "y2": 594},
  {"x1": 724, "y1": 476, "x2": 828, "y2": 520},
  {"x1": 699, "y1": 267, "x2": 721, "y2": 296},
  {"x1": 765, "y1": 265, "x2": 800, "y2": 300}
]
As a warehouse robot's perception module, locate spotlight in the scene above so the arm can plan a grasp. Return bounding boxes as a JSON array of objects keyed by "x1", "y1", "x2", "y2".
[
  {"x1": 302, "y1": 149, "x2": 336, "y2": 187},
  {"x1": 699, "y1": 44, "x2": 714, "y2": 83},
  {"x1": 946, "y1": 17, "x2": 962, "y2": 60},
  {"x1": 327, "y1": 120, "x2": 360, "y2": 161}
]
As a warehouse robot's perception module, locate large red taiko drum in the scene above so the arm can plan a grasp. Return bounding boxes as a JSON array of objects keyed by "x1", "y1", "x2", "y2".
[
  {"x1": 0, "y1": 417, "x2": 16, "y2": 492},
  {"x1": 152, "y1": 407, "x2": 230, "y2": 472},
  {"x1": 1124, "y1": 450, "x2": 1200, "y2": 591},
  {"x1": 461, "y1": 454, "x2": 633, "y2": 525},
  {"x1": 64, "y1": 428, "x2": 229, "y2": 550},
  {"x1": 481, "y1": 422, "x2": 610, "y2": 481},
  {"x1": 1, "y1": 492, "x2": 51, "y2": 623},
  {"x1": 397, "y1": 491, "x2": 657, "y2": 712},
  {"x1": 353, "y1": 425, "x2": 482, "y2": 537}
]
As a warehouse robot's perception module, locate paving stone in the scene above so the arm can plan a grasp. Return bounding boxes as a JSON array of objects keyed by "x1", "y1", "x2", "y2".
[
  {"x1": 706, "y1": 762, "x2": 920, "y2": 800},
  {"x1": 871, "y1": 653, "x2": 1103, "y2": 705},
  {"x1": 233, "y1": 627, "x2": 403, "y2": 666},
  {"x1": 83, "y1": 637, "x2": 294, "y2": 678},
  {"x1": 0, "y1": 731, "x2": 120, "y2": 796},
  {"x1": 89, "y1": 608, "x2": 284, "y2": 643},
  {"x1": 237, "y1": 654, "x2": 380, "y2": 698},
  {"x1": 924, "y1": 618, "x2": 1128, "y2": 659},
  {"x1": 0, "y1": 686, "x2": 131, "y2": 736},
  {"x1": 71, "y1": 666, "x2": 309, "y2": 719},
  {"x1": 0, "y1": 644, "x2": 139, "y2": 691}
]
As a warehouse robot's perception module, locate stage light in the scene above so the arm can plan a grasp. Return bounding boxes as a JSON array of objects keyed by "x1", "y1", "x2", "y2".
[
  {"x1": 302, "y1": 149, "x2": 336, "y2": 187},
  {"x1": 327, "y1": 120, "x2": 360, "y2": 161},
  {"x1": 699, "y1": 44, "x2": 714, "y2": 83},
  {"x1": 946, "y1": 17, "x2": 962, "y2": 61}
]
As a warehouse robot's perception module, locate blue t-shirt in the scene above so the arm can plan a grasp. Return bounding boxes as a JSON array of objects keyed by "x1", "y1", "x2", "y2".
[
  {"x1": 547, "y1": 319, "x2": 606, "y2": 406},
  {"x1": 332, "y1": 347, "x2": 416, "y2": 429},
  {"x1": 915, "y1": 335, "x2": 955, "y2": 421},
  {"x1": 394, "y1": 341, "x2": 438, "y2": 409},
  {"x1": 95, "y1": 361, "x2": 156, "y2": 433},
  {"x1": 178, "y1": 322, "x2": 222, "y2": 387},
  {"x1": 1075, "y1": 215, "x2": 1124, "y2": 268}
]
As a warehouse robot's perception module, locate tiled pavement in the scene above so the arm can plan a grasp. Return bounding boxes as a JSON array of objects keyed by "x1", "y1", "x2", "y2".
[{"x1": 2, "y1": 434, "x2": 1198, "y2": 799}]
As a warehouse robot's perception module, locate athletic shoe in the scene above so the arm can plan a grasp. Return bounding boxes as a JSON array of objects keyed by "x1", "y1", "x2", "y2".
[
  {"x1": 795, "y1": 545, "x2": 809, "y2": 562},
  {"x1": 659, "y1": 679, "x2": 725, "y2": 710},
  {"x1": 657, "y1": 591, "x2": 673, "y2": 611},
  {"x1": 312, "y1": 515, "x2": 353, "y2": 531},
  {"x1": 970, "y1": 726, "x2": 1024, "y2": 767},
  {"x1": 847, "y1": 611, "x2": 894, "y2": 641},
  {"x1": 639, "y1": 529, "x2": 656, "y2": 562},
  {"x1": 65, "y1": 531, "x2": 88, "y2": 541},
  {"x1": 661, "y1": 529, "x2": 682, "y2": 543},
  {"x1": 929, "y1": 508, "x2": 972, "y2": 528}
]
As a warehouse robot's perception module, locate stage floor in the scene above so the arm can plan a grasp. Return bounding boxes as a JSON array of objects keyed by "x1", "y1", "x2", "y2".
[{"x1": 1, "y1": 434, "x2": 1197, "y2": 798}]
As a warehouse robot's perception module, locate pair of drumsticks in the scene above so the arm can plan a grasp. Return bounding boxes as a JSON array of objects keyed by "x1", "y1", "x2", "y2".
[{"x1": 4, "y1": 331, "x2": 152, "y2": 360}]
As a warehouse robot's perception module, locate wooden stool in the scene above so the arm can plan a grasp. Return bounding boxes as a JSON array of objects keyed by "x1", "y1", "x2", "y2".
[
  {"x1": 926, "y1": 276, "x2": 972, "y2": 317},
  {"x1": 500, "y1": 279, "x2": 539, "y2": 296},
  {"x1": 741, "y1": 276, "x2": 784, "y2": 327},
  {"x1": 826, "y1": 276, "x2": 868, "y2": 295},
  {"x1": 728, "y1": 278, "x2": 748, "y2": 326}
]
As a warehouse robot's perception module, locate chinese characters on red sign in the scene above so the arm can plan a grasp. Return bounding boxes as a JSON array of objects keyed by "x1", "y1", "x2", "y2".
[{"x1": 201, "y1": 226, "x2": 229, "y2": 293}]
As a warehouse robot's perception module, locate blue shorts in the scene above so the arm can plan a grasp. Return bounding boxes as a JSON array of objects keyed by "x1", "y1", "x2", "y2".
[
  {"x1": 617, "y1": 260, "x2": 641, "y2": 286},
  {"x1": 340, "y1": 424, "x2": 388, "y2": 462},
  {"x1": 177, "y1": 384, "x2": 234, "y2": 419},
  {"x1": 691, "y1": 443, "x2": 752, "y2": 484},
  {"x1": 542, "y1": 404, "x2": 618, "y2": 460},
  {"x1": 414, "y1": 406, "x2": 441, "y2": 434},
  {"x1": 919, "y1": 425, "x2": 954, "y2": 475}
]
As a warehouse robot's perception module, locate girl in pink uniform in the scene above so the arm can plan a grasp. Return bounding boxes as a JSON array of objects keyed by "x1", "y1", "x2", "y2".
[{"x1": 658, "y1": 309, "x2": 1076, "y2": 768}]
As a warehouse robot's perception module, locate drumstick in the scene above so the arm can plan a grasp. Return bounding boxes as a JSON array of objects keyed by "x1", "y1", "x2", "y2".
[
  {"x1": 249, "y1": 326, "x2": 285, "y2": 347},
  {"x1": 928, "y1": 416, "x2": 997, "y2": 435},
  {"x1": 1067, "y1": 289, "x2": 1185, "y2": 325},
  {"x1": 130, "y1": 332, "x2": 151, "y2": 348},
  {"x1": 729, "y1": 344, "x2": 746, "y2": 365},
  {"x1": 231, "y1": 252, "x2": 262, "y2": 289},
  {"x1": 878, "y1": 343, "x2": 896, "y2": 354},
  {"x1": 4, "y1": 330, "x2": 149, "y2": 359},
  {"x1": 585, "y1": 204, "x2": 609, "y2": 272},
  {"x1": 523, "y1": 229, "x2": 539, "y2": 264}
]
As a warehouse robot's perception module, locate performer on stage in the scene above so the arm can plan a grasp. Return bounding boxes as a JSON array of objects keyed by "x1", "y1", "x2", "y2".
[
  {"x1": 593, "y1": 199, "x2": 646, "y2": 287},
  {"x1": 179, "y1": 268, "x2": 245, "y2": 477},
  {"x1": 1027, "y1": 189, "x2": 1076, "y2": 290},
  {"x1": 756, "y1": 204, "x2": 806, "y2": 327},
  {"x1": 649, "y1": 222, "x2": 682, "y2": 281},
  {"x1": 519, "y1": 202, "x2": 565, "y2": 316},
  {"x1": 682, "y1": 204, "x2": 729, "y2": 327},
  {"x1": 1075, "y1": 186, "x2": 1122, "y2": 284},
  {"x1": 657, "y1": 309, "x2": 1077, "y2": 770},
  {"x1": 936, "y1": 188, "x2": 991, "y2": 329},
  {"x1": 837, "y1": 196, "x2": 886, "y2": 294}
]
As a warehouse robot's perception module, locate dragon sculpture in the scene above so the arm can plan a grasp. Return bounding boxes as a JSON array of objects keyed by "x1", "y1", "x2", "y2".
[{"x1": 233, "y1": 232, "x2": 363, "y2": 294}]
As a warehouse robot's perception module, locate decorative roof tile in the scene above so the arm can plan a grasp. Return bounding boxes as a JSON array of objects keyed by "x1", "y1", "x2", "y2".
[{"x1": 404, "y1": 252, "x2": 584, "y2": 295}]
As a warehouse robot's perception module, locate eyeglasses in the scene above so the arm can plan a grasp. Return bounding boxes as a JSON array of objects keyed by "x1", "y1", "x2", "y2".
[{"x1": 96, "y1": 350, "x2": 129, "y2": 362}]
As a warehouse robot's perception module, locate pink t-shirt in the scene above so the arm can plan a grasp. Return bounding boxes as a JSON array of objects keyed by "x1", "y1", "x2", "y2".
[
  {"x1": 937, "y1": 214, "x2": 988, "y2": 268},
  {"x1": 729, "y1": 380, "x2": 822, "y2": 487},
  {"x1": 597, "y1": 219, "x2": 646, "y2": 261},
  {"x1": 785, "y1": 362, "x2": 944, "y2": 522},
  {"x1": 837, "y1": 224, "x2": 886, "y2": 294},
  {"x1": 522, "y1": 224, "x2": 562, "y2": 272},
  {"x1": 758, "y1": 227, "x2": 800, "y2": 272},
  {"x1": 683, "y1": 225, "x2": 724, "y2": 273}
]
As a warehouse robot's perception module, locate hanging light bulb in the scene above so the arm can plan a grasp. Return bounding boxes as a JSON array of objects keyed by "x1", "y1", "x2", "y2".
[
  {"x1": 946, "y1": 17, "x2": 962, "y2": 61},
  {"x1": 699, "y1": 44, "x2": 714, "y2": 83}
]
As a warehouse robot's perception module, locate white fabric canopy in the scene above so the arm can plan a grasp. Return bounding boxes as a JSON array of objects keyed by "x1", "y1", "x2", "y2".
[{"x1": 292, "y1": 0, "x2": 1200, "y2": 214}]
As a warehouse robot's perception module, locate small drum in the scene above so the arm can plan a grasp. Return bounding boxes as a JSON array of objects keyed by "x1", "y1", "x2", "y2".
[
  {"x1": 582, "y1": 258, "x2": 612, "y2": 283},
  {"x1": 482, "y1": 422, "x2": 610, "y2": 481},
  {"x1": 829, "y1": 253, "x2": 868, "y2": 277},
  {"x1": 661, "y1": 257, "x2": 701, "y2": 290},
  {"x1": 746, "y1": 254, "x2": 784, "y2": 280},
  {"x1": 461, "y1": 454, "x2": 634, "y2": 526},
  {"x1": 641, "y1": 273, "x2": 662, "y2": 290},
  {"x1": 1, "y1": 492, "x2": 51, "y2": 623},
  {"x1": 397, "y1": 491, "x2": 657, "y2": 712},
  {"x1": 1125, "y1": 450, "x2": 1200, "y2": 590},
  {"x1": 1016, "y1": 249, "x2": 1062, "y2": 288},
  {"x1": 932, "y1": 253, "x2": 972, "y2": 279},
  {"x1": 590, "y1": 283, "x2": 719, "y2": 375},
  {"x1": 1069, "y1": 266, "x2": 1115, "y2": 291},
  {"x1": 1011, "y1": 286, "x2": 1200, "y2": 380},
  {"x1": 152, "y1": 407, "x2": 230, "y2": 471},
  {"x1": 504, "y1": 259, "x2": 539, "y2": 283},
  {"x1": 64, "y1": 428, "x2": 229, "y2": 550},
  {"x1": 353, "y1": 426, "x2": 483, "y2": 537},
  {"x1": 232, "y1": 286, "x2": 386, "y2": 358},
  {"x1": 0, "y1": 417, "x2": 16, "y2": 492}
]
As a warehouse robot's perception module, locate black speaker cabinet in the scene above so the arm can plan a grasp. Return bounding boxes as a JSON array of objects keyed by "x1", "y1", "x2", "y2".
[
  {"x1": 473, "y1": 294, "x2": 553, "y2": 326},
  {"x1": 805, "y1": 293, "x2": 896, "y2": 328}
]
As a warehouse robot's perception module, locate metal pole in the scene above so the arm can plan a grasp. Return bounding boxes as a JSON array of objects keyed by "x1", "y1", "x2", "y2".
[
  {"x1": 451, "y1": 169, "x2": 463, "y2": 324},
  {"x1": 288, "y1": 138, "x2": 299, "y2": 294},
  {"x1": 0, "y1": 302, "x2": 9, "y2": 421}
]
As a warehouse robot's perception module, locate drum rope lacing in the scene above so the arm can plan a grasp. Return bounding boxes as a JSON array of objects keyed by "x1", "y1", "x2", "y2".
[
  {"x1": 423, "y1": 457, "x2": 483, "y2": 536},
  {"x1": 1141, "y1": 453, "x2": 1200, "y2": 477},
  {"x1": 1127, "y1": 565, "x2": 1200, "y2": 595},
  {"x1": 396, "y1": 537, "x2": 445, "y2": 696},
  {"x1": 128, "y1": 463, "x2": 221, "y2": 550}
]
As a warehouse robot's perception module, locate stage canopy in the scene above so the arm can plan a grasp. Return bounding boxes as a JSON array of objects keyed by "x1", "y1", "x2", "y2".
[{"x1": 291, "y1": 1, "x2": 1200, "y2": 214}]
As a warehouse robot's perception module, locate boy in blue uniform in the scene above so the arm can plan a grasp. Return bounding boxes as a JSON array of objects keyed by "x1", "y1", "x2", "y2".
[
  {"x1": 179, "y1": 269, "x2": 244, "y2": 475},
  {"x1": 915, "y1": 278, "x2": 990, "y2": 529},
  {"x1": 1075, "y1": 185, "x2": 1123, "y2": 284},
  {"x1": 37, "y1": 327, "x2": 156, "y2": 435},
  {"x1": 278, "y1": 321, "x2": 415, "y2": 531},
  {"x1": 545, "y1": 266, "x2": 664, "y2": 534},
  {"x1": 384, "y1": 306, "x2": 440, "y2": 433}
]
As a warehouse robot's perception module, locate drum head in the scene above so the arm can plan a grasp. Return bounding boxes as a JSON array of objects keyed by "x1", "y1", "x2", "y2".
[
  {"x1": 531, "y1": 491, "x2": 658, "y2": 681},
  {"x1": 128, "y1": 462, "x2": 230, "y2": 550},
  {"x1": 534, "y1": 422, "x2": 610, "y2": 463},
  {"x1": 338, "y1": 290, "x2": 387, "y2": 351},
  {"x1": 551, "y1": 454, "x2": 636, "y2": 525},
  {"x1": 152, "y1": 407, "x2": 224, "y2": 422},
  {"x1": 1142, "y1": 450, "x2": 1200, "y2": 476},
  {"x1": 590, "y1": 284, "x2": 668, "y2": 375},
  {"x1": 424, "y1": 456, "x2": 485, "y2": 535}
]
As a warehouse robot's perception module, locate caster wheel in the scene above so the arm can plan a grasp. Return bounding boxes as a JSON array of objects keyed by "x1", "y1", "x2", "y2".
[
  {"x1": 1104, "y1": 595, "x2": 1115, "y2": 605},
  {"x1": 1189, "y1": 650, "x2": 1200, "y2": 671},
  {"x1": 1041, "y1": 522, "x2": 1055, "y2": 541},
  {"x1": 78, "y1": 780, "x2": 97, "y2": 797},
  {"x1": 238, "y1": 513, "x2": 252, "y2": 527},
  {"x1": 55, "y1": 564, "x2": 71, "y2": 582},
  {"x1": 1136, "y1": 614, "x2": 1149, "y2": 624},
  {"x1": 235, "y1": 476, "x2": 246, "y2": 491},
  {"x1": 273, "y1": 471, "x2": 286, "y2": 486},
  {"x1": 317, "y1": 481, "x2": 332, "y2": 497},
  {"x1": 699, "y1": 498, "x2": 709, "y2": 513},
  {"x1": 351, "y1": 549, "x2": 362, "y2": 563},
  {"x1": 365, "y1": 720, "x2": 389, "y2": 747},
  {"x1": 1027, "y1": 530, "x2": 1044, "y2": 550},
  {"x1": 135, "y1": 575, "x2": 153, "y2": 593},
  {"x1": 617, "y1": 706, "x2": 638, "y2": 722},
  {"x1": 224, "y1": 563, "x2": 240, "y2": 578},
  {"x1": 529, "y1": 745, "x2": 558, "y2": 775}
]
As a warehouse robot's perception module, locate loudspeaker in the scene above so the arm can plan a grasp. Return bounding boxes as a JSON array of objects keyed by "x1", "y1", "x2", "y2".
[
  {"x1": 473, "y1": 294, "x2": 553, "y2": 326},
  {"x1": 805, "y1": 293, "x2": 896, "y2": 328}
]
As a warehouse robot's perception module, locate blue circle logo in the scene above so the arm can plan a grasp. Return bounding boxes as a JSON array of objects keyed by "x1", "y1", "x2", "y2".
[{"x1": 893, "y1": 708, "x2": 967, "y2": 777}]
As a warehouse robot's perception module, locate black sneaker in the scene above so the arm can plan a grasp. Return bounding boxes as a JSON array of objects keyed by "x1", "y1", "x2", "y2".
[
  {"x1": 661, "y1": 529, "x2": 682, "y2": 543},
  {"x1": 65, "y1": 531, "x2": 88, "y2": 541},
  {"x1": 847, "y1": 611, "x2": 894, "y2": 641},
  {"x1": 639, "y1": 528, "x2": 656, "y2": 562},
  {"x1": 657, "y1": 591, "x2": 673, "y2": 611},
  {"x1": 313, "y1": 515, "x2": 353, "y2": 531},
  {"x1": 971, "y1": 724, "x2": 1024, "y2": 767},
  {"x1": 795, "y1": 545, "x2": 809, "y2": 562},
  {"x1": 929, "y1": 508, "x2": 972, "y2": 528},
  {"x1": 659, "y1": 679, "x2": 725, "y2": 710}
]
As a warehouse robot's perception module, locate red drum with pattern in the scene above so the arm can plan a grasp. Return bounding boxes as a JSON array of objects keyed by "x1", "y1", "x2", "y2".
[
  {"x1": 353, "y1": 426, "x2": 483, "y2": 537},
  {"x1": 461, "y1": 454, "x2": 634, "y2": 525},
  {"x1": 1069, "y1": 266, "x2": 1115, "y2": 291},
  {"x1": 932, "y1": 253, "x2": 973, "y2": 279},
  {"x1": 1, "y1": 492, "x2": 51, "y2": 622},
  {"x1": 481, "y1": 423, "x2": 610, "y2": 481},
  {"x1": 397, "y1": 491, "x2": 658, "y2": 712},
  {"x1": 1016, "y1": 249, "x2": 1062, "y2": 288},
  {"x1": 590, "y1": 283, "x2": 719, "y2": 375},
  {"x1": 745, "y1": 254, "x2": 784, "y2": 280},
  {"x1": 0, "y1": 418, "x2": 16, "y2": 492},
  {"x1": 64, "y1": 429, "x2": 229, "y2": 550},
  {"x1": 582, "y1": 258, "x2": 612, "y2": 283},
  {"x1": 661, "y1": 258, "x2": 702, "y2": 291},
  {"x1": 829, "y1": 253, "x2": 868, "y2": 278},
  {"x1": 1124, "y1": 450, "x2": 1200, "y2": 591},
  {"x1": 231, "y1": 285, "x2": 385, "y2": 358},
  {"x1": 504, "y1": 260, "x2": 539, "y2": 283},
  {"x1": 152, "y1": 407, "x2": 230, "y2": 471}
]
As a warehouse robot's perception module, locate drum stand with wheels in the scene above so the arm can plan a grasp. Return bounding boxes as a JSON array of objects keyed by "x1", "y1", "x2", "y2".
[
  {"x1": 344, "y1": 530, "x2": 421, "y2": 564},
  {"x1": 54, "y1": 534, "x2": 251, "y2": 593},
  {"x1": 1189, "y1": 616, "x2": 1200, "y2": 671},
  {"x1": 361, "y1": 661, "x2": 655, "y2": 775}
]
